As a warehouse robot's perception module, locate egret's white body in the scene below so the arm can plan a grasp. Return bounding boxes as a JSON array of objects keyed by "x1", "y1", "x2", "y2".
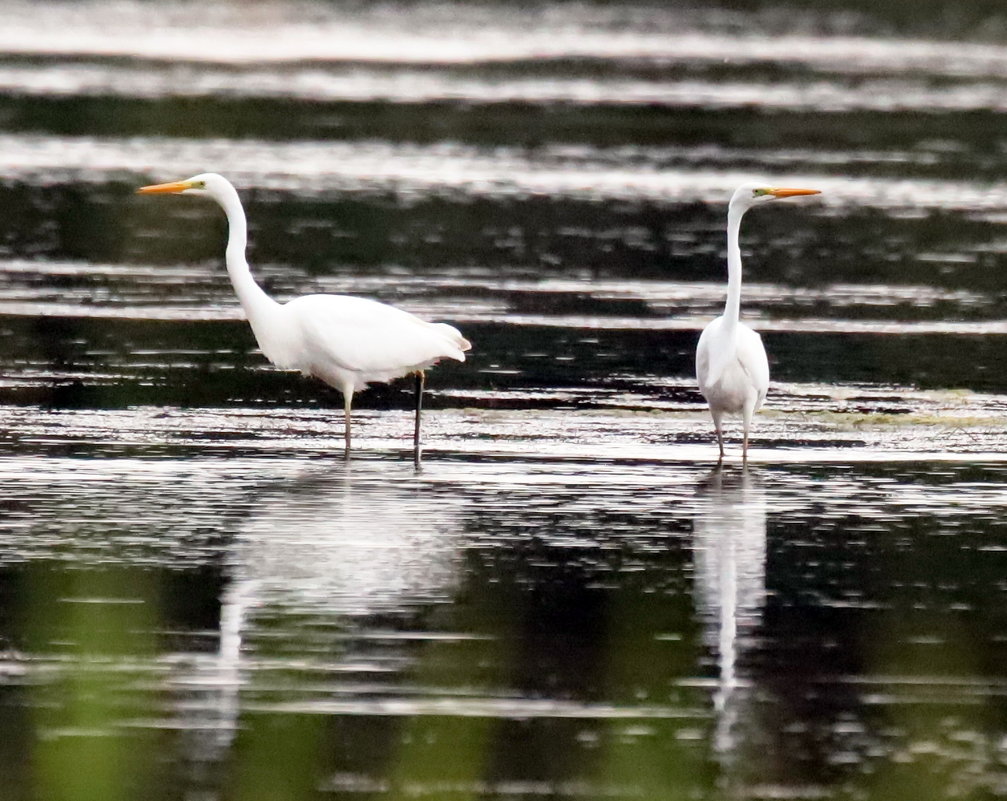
[
  {"x1": 696, "y1": 183, "x2": 820, "y2": 460},
  {"x1": 138, "y1": 173, "x2": 470, "y2": 463}
]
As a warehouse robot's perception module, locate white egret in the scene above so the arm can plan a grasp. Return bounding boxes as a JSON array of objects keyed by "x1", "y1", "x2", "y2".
[
  {"x1": 696, "y1": 183, "x2": 820, "y2": 461},
  {"x1": 137, "y1": 173, "x2": 471, "y2": 465}
]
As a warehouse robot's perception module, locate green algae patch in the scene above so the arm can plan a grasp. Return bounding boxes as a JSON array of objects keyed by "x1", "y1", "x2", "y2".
[{"x1": 763, "y1": 409, "x2": 1001, "y2": 430}]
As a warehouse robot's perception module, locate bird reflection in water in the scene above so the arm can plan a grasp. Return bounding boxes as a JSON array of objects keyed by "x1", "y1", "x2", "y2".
[
  {"x1": 692, "y1": 466, "x2": 767, "y2": 762},
  {"x1": 179, "y1": 462, "x2": 463, "y2": 772}
]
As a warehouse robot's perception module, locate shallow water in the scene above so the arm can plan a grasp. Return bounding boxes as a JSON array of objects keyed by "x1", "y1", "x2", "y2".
[{"x1": 4, "y1": 1, "x2": 1007, "y2": 799}]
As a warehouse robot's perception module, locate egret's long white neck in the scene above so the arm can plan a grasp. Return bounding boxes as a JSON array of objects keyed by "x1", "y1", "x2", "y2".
[
  {"x1": 214, "y1": 183, "x2": 280, "y2": 329},
  {"x1": 723, "y1": 202, "x2": 746, "y2": 333}
]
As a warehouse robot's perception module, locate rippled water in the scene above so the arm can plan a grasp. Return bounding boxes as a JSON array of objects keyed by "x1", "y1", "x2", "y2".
[{"x1": 4, "y1": 1, "x2": 1007, "y2": 799}]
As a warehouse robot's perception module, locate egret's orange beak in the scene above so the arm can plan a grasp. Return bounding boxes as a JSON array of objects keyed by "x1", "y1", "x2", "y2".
[
  {"x1": 768, "y1": 187, "x2": 821, "y2": 198},
  {"x1": 136, "y1": 180, "x2": 192, "y2": 195}
]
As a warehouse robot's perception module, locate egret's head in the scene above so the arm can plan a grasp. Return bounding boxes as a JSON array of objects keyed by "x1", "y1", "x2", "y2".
[
  {"x1": 731, "y1": 182, "x2": 821, "y2": 212},
  {"x1": 136, "y1": 172, "x2": 230, "y2": 199}
]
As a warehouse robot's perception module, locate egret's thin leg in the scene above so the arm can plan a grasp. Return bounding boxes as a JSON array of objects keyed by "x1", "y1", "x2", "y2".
[
  {"x1": 414, "y1": 371, "x2": 425, "y2": 468},
  {"x1": 711, "y1": 409, "x2": 725, "y2": 461},
  {"x1": 343, "y1": 391, "x2": 353, "y2": 459},
  {"x1": 742, "y1": 402, "x2": 754, "y2": 464}
]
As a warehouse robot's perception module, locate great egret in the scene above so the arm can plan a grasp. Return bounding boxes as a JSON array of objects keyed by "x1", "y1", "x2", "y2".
[
  {"x1": 696, "y1": 183, "x2": 820, "y2": 461},
  {"x1": 137, "y1": 173, "x2": 471, "y2": 465}
]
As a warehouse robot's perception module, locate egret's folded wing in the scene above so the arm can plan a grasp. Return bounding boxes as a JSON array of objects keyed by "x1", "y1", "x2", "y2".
[
  {"x1": 291, "y1": 294, "x2": 468, "y2": 375},
  {"x1": 697, "y1": 318, "x2": 736, "y2": 389}
]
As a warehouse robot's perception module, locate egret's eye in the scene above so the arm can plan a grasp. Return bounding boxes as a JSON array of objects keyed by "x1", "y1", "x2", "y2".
[
  {"x1": 194, "y1": 181, "x2": 206, "y2": 189},
  {"x1": 752, "y1": 188, "x2": 770, "y2": 197}
]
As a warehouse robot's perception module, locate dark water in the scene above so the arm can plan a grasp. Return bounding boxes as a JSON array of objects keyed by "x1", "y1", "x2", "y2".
[{"x1": 5, "y1": 1, "x2": 1007, "y2": 799}]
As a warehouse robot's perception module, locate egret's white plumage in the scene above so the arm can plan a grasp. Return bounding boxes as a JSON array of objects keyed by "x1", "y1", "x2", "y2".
[
  {"x1": 696, "y1": 183, "x2": 819, "y2": 461},
  {"x1": 138, "y1": 173, "x2": 470, "y2": 463}
]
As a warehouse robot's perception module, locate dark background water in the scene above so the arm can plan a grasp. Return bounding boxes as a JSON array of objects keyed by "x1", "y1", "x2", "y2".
[{"x1": 4, "y1": 2, "x2": 1007, "y2": 800}]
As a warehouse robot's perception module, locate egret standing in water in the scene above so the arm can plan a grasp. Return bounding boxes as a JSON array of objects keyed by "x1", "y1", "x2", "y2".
[
  {"x1": 696, "y1": 183, "x2": 820, "y2": 461},
  {"x1": 138, "y1": 173, "x2": 471, "y2": 465}
]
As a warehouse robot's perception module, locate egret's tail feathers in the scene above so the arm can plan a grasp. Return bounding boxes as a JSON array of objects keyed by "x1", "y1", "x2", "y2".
[{"x1": 429, "y1": 322, "x2": 472, "y2": 356}]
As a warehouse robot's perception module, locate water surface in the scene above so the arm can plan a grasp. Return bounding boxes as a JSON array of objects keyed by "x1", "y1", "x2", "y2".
[{"x1": 3, "y1": 1, "x2": 1007, "y2": 799}]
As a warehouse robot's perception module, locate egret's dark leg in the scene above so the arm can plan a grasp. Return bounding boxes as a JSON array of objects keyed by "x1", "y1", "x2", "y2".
[
  {"x1": 343, "y1": 392, "x2": 353, "y2": 459},
  {"x1": 413, "y1": 371, "x2": 425, "y2": 468},
  {"x1": 711, "y1": 409, "x2": 725, "y2": 463},
  {"x1": 742, "y1": 403, "x2": 754, "y2": 465}
]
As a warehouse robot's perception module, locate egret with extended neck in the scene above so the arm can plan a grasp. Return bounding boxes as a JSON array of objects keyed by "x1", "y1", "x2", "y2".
[
  {"x1": 138, "y1": 173, "x2": 471, "y2": 465},
  {"x1": 695, "y1": 183, "x2": 820, "y2": 461}
]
